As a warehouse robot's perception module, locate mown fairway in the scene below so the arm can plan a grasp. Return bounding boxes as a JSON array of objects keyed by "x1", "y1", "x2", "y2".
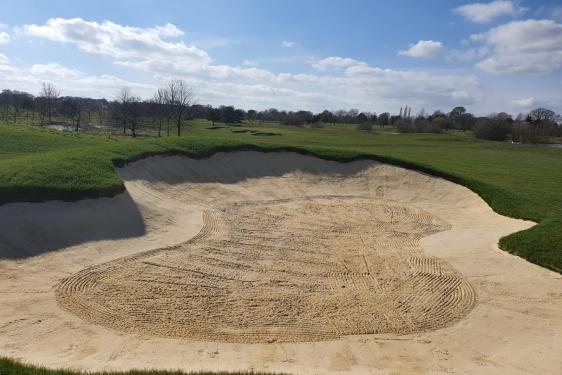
[{"x1": 1, "y1": 120, "x2": 561, "y2": 274}]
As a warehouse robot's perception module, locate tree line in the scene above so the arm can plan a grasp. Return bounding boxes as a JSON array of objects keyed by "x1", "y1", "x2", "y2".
[
  {"x1": 0, "y1": 80, "x2": 194, "y2": 137},
  {"x1": 0, "y1": 83, "x2": 560, "y2": 143},
  {"x1": 392, "y1": 106, "x2": 561, "y2": 144}
]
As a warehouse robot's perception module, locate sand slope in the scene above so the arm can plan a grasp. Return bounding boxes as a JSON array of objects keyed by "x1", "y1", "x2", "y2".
[{"x1": 1, "y1": 152, "x2": 561, "y2": 374}]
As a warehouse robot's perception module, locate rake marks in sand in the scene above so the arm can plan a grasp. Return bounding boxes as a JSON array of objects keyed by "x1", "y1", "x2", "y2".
[{"x1": 56, "y1": 196, "x2": 475, "y2": 343}]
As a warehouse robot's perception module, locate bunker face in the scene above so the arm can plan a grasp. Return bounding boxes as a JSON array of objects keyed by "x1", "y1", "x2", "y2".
[{"x1": 56, "y1": 154, "x2": 475, "y2": 343}]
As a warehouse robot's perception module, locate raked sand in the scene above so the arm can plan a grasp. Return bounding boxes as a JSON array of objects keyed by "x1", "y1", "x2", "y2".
[{"x1": 0, "y1": 152, "x2": 561, "y2": 374}]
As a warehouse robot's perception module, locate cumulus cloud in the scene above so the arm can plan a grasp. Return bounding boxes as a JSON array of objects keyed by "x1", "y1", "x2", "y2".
[
  {"x1": 471, "y1": 19, "x2": 562, "y2": 74},
  {"x1": 13, "y1": 17, "x2": 487, "y2": 112},
  {"x1": 23, "y1": 18, "x2": 211, "y2": 68},
  {"x1": 0, "y1": 57, "x2": 155, "y2": 98},
  {"x1": 399, "y1": 40, "x2": 444, "y2": 58},
  {"x1": 0, "y1": 53, "x2": 18, "y2": 76},
  {"x1": 0, "y1": 31, "x2": 10, "y2": 44},
  {"x1": 0, "y1": 53, "x2": 17, "y2": 77},
  {"x1": 30, "y1": 62, "x2": 81, "y2": 79},
  {"x1": 194, "y1": 79, "x2": 334, "y2": 108},
  {"x1": 1, "y1": 55, "x2": 482, "y2": 113},
  {"x1": 344, "y1": 65, "x2": 479, "y2": 102},
  {"x1": 455, "y1": 1, "x2": 525, "y2": 23},
  {"x1": 512, "y1": 97, "x2": 536, "y2": 107},
  {"x1": 151, "y1": 23, "x2": 184, "y2": 37},
  {"x1": 242, "y1": 59, "x2": 259, "y2": 67},
  {"x1": 281, "y1": 40, "x2": 294, "y2": 48},
  {"x1": 448, "y1": 46, "x2": 490, "y2": 62},
  {"x1": 311, "y1": 56, "x2": 367, "y2": 70}
]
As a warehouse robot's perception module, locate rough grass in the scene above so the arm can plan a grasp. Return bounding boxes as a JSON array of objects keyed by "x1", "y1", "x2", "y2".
[
  {"x1": 1, "y1": 120, "x2": 561, "y2": 273},
  {"x1": 0, "y1": 357, "x2": 282, "y2": 375}
]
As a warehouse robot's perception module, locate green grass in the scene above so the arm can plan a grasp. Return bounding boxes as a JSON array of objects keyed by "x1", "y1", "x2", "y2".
[
  {"x1": 0, "y1": 357, "x2": 282, "y2": 375},
  {"x1": 1, "y1": 120, "x2": 561, "y2": 274}
]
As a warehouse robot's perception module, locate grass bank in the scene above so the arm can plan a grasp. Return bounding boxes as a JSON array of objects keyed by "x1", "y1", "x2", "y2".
[
  {"x1": 0, "y1": 357, "x2": 282, "y2": 375},
  {"x1": 1, "y1": 120, "x2": 561, "y2": 273}
]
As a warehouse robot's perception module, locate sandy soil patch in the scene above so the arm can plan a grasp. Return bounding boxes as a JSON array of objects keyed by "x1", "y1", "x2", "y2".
[{"x1": 1, "y1": 152, "x2": 561, "y2": 374}]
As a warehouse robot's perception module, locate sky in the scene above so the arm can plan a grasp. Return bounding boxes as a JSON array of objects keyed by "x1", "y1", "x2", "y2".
[{"x1": 0, "y1": 0, "x2": 561, "y2": 116}]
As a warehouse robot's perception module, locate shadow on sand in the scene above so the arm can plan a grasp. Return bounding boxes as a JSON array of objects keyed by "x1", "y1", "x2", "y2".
[{"x1": 0, "y1": 191, "x2": 145, "y2": 260}]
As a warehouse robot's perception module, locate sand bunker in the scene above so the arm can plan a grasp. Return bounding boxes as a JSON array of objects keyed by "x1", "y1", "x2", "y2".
[
  {"x1": 56, "y1": 197, "x2": 474, "y2": 342},
  {"x1": 1, "y1": 152, "x2": 561, "y2": 374}
]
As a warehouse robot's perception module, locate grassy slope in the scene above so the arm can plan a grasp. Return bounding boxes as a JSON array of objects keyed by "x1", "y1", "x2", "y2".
[
  {"x1": 0, "y1": 357, "x2": 282, "y2": 375},
  {"x1": 0, "y1": 121, "x2": 561, "y2": 272}
]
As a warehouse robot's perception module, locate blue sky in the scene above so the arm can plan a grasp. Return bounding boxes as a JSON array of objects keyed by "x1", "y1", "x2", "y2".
[{"x1": 0, "y1": 0, "x2": 561, "y2": 115}]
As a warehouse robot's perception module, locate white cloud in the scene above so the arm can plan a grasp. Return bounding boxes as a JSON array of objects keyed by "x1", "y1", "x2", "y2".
[
  {"x1": 512, "y1": 97, "x2": 536, "y2": 107},
  {"x1": 1, "y1": 53, "x2": 483, "y2": 114},
  {"x1": 0, "y1": 53, "x2": 8, "y2": 65},
  {"x1": 471, "y1": 19, "x2": 562, "y2": 74},
  {"x1": 0, "y1": 53, "x2": 18, "y2": 76},
  {"x1": 311, "y1": 56, "x2": 367, "y2": 70},
  {"x1": 8, "y1": 18, "x2": 487, "y2": 112},
  {"x1": 0, "y1": 56, "x2": 156, "y2": 98},
  {"x1": 152, "y1": 23, "x2": 184, "y2": 37},
  {"x1": 30, "y1": 63, "x2": 82, "y2": 79},
  {"x1": 19, "y1": 18, "x2": 478, "y2": 109},
  {"x1": 455, "y1": 1, "x2": 525, "y2": 23},
  {"x1": 71, "y1": 74, "x2": 156, "y2": 98},
  {"x1": 281, "y1": 40, "x2": 294, "y2": 48},
  {"x1": 343, "y1": 65, "x2": 480, "y2": 102},
  {"x1": 207, "y1": 65, "x2": 279, "y2": 81},
  {"x1": 149, "y1": 58, "x2": 482, "y2": 112},
  {"x1": 23, "y1": 18, "x2": 211, "y2": 68},
  {"x1": 399, "y1": 40, "x2": 444, "y2": 58},
  {"x1": 0, "y1": 31, "x2": 10, "y2": 44},
  {"x1": 242, "y1": 59, "x2": 259, "y2": 67},
  {"x1": 448, "y1": 46, "x2": 490, "y2": 62}
]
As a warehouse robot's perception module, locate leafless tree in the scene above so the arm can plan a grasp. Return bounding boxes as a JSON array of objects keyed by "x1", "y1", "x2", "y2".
[
  {"x1": 527, "y1": 108, "x2": 557, "y2": 124},
  {"x1": 166, "y1": 79, "x2": 194, "y2": 136},
  {"x1": 128, "y1": 98, "x2": 143, "y2": 138},
  {"x1": 115, "y1": 87, "x2": 134, "y2": 135},
  {"x1": 153, "y1": 88, "x2": 169, "y2": 137},
  {"x1": 62, "y1": 98, "x2": 81, "y2": 132},
  {"x1": 39, "y1": 83, "x2": 60, "y2": 125},
  {"x1": 96, "y1": 102, "x2": 107, "y2": 127}
]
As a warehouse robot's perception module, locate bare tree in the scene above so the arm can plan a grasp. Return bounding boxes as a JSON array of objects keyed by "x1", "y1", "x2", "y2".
[
  {"x1": 128, "y1": 101, "x2": 139, "y2": 138},
  {"x1": 166, "y1": 79, "x2": 194, "y2": 136},
  {"x1": 96, "y1": 102, "x2": 107, "y2": 127},
  {"x1": 153, "y1": 88, "x2": 169, "y2": 137},
  {"x1": 39, "y1": 83, "x2": 60, "y2": 125},
  {"x1": 115, "y1": 87, "x2": 134, "y2": 135},
  {"x1": 62, "y1": 98, "x2": 81, "y2": 132},
  {"x1": 527, "y1": 108, "x2": 556, "y2": 124}
]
